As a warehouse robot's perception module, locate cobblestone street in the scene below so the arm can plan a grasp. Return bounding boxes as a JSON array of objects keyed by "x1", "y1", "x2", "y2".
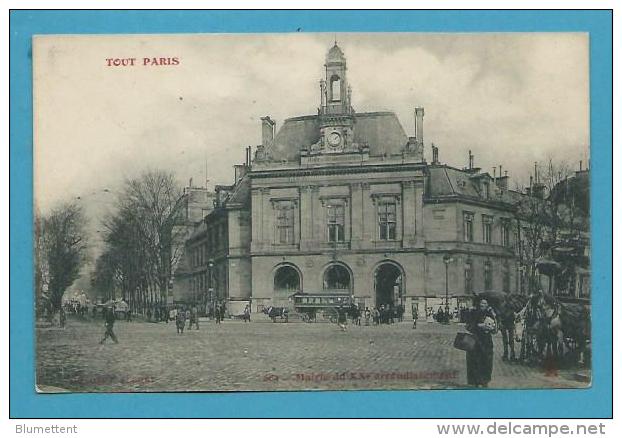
[{"x1": 36, "y1": 316, "x2": 590, "y2": 392}]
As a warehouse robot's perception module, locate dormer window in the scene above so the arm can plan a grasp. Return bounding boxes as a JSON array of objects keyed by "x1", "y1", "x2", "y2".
[{"x1": 483, "y1": 181, "x2": 490, "y2": 198}]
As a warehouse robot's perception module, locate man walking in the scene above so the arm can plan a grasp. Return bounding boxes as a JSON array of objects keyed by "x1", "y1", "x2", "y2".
[
  {"x1": 337, "y1": 306, "x2": 347, "y2": 332},
  {"x1": 59, "y1": 308, "x2": 66, "y2": 329},
  {"x1": 214, "y1": 303, "x2": 221, "y2": 324},
  {"x1": 188, "y1": 306, "x2": 199, "y2": 330},
  {"x1": 176, "y1": 307, "x2": 186, "y2": 334},
  {"x1": 100, "y1": 307, "x2": 119, "y2": 344}
]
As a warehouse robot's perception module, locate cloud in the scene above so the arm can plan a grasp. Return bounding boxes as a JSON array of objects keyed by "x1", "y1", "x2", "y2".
[{"x1": 33, "y1": 32, "x2": 589, "y2": 213}]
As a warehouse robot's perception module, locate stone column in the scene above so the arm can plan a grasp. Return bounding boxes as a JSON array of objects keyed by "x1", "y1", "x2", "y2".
[
  {"x1": 300, "y1": 186, "x2": 313, "y2": 250},
  {"x1": 350, "y1": 182, "x2": 363, "y2": 249},
  {"x1": 361, "y1": 182, "x2": 373, "y2": 245},
  {"x1": 260, "y1": 188, "x2": 271, "y2": 246},
  {"x1": 402, "y1": 180, "x2": 416, "y2": 247},
  {"x1": 251, "y1": 188, "x2": 262, "y2": 252},
  {"x1": 311, "y1": 186, "x2": 321, "y2": 245},
  {"x1": 414, "y1": 181, "x2": 424, "y2": 244}
]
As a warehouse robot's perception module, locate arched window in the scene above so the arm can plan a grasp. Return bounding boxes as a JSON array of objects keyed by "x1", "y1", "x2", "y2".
[
  {"x1": 323, "y1": 264, "x2": 351, "y2": 290},
  {"x1": 330, "y1": 75, "x2": 341, "y2": 102},
  {"x1": 274, "y1": 265, "x2": 301, "y2": 292}
]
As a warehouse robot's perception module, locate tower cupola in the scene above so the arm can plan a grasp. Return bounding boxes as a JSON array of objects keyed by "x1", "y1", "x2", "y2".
[{"x1": 320, "y1": 42, "x2": 352, "y2": 115}]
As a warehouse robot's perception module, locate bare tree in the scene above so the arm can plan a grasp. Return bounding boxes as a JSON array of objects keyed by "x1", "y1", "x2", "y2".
[
  {"x1": 36, "y1": 202, "x2": 88, "y2": 312},
  {"x1": 513, "y1": 158, "x2": 586, "y2": 295},
  {"x1": 34, "y1": 212, "x2": 49, "y2": 316},
  {"x1": 98, "y1": 170, "x2": 185, "y2": 311}
]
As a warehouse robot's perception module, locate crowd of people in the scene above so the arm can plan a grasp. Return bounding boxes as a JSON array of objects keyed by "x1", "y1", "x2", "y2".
[{"x1": 361, "y1": 304, "x2": 405, "y2": 326}]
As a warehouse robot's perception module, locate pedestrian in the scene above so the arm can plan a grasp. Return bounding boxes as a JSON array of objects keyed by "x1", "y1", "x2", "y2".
[
  {"x1": 59, "y1": 308, "x2": 66, "y2": 329},
  {"x1": 436, "y1": 307, "x2": 445, "y2": 323},
  {"x1": 214, "y1": 303, "x2": 221, "y2": 324},
  {"x1": 189, "y1": 306, "x2": 199, "y2": 330},
  {"x1": 176, "y1": 307, "x2": 186, "y2": 334},
  {"x1": 364, "y1": 307, "x2": 371, "y2": 326},
  {"x1": 220, "y1": 302, "x2": 226, "y2": 322},
  {"x1": 337, "y1": 306, "x2": 347, "y2": 332},
  {"x1": 355, "y1": 306, "x2": 361, "y2": 326},
  {"x1": 465, "y1": 299, "x2": 497, "y2": 388},
  {"x1": 169, "y1": 307, "x2": 176, "y2": 323},
  {"x1": 412, "y1": 309, "x2": 418, "y2": 329},
  {"x1": 243, "y1": 304, "x2": 251, "y2": 323},
  {"x1": 99, "y1": 307, "x2": 119, "y2": 344},
  {"x1": 373, "y1": 307, "x2": 380, "y2": 325},
  {"x1": 126, "y1": 308, "x2": 132, "y2": 322},
  {"x1": 146, "y1": 307, "x2": 152, "y2": 322}
]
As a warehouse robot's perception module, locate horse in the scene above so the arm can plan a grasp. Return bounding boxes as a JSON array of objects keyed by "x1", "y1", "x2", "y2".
[
  {"x1": 476, "y1": 292, "x2": 529, "y2": 362},
  {"x1": 536, "y1": 293, "x2": 590, "y2": 365},
  {"x1": 518, "y1": 292, "x2": 590, "y2": 367},
  {"x1": 263, "y1": 306, "x2": 289, "y2": 323}
]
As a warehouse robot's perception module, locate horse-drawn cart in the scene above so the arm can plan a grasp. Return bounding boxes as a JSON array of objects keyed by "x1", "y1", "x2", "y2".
[{"x1": 290, "y1": 292, "x2": 354, "y2": 323}]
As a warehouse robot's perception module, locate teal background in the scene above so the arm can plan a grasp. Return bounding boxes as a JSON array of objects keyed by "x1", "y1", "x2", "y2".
[{"x1": 9, "y1": 10, "x2": 613, "y2": 418}]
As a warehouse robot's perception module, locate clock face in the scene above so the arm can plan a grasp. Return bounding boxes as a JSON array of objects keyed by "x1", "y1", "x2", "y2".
[{"x1": 327, "y1": 132, "x2": 342, "y2": 147}]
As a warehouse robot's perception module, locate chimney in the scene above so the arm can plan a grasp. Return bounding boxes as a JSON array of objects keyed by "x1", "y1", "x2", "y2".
[
  {"x1": 261, "y1": 116, "x2": 276, "y2": 147},
  {"x1": 414, "y1": 107, "x2": 425, "y2": 148},
  {"x1": 496, "y1": 175, "x2": 508, "y2": 191},
  {"x1": 468, "y1": 150, "x2": 474, "y2": 170},
  {"x1": 234, "y1": 164, "x2": 247, "y2": 183},
  {"x1": 431, "y1": 143, "x2": 439, "y2": 164},
  {"x1": 532, "y1": 183, "x2": 546, "y2": 199}
]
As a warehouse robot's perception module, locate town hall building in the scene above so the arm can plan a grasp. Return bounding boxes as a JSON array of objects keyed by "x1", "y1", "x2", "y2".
[{"x1": 181, "y1": 43, "x2": 521, "y2": 319}]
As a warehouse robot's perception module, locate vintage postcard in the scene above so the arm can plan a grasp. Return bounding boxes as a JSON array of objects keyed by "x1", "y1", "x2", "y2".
[{"x1": 33, "y1": 32, "x2": 591, "y2": 393}]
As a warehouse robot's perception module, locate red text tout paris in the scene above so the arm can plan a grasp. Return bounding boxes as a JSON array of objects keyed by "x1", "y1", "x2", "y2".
[{"x1": 105, "y1": 57, "x2": 180, "y2": 67}]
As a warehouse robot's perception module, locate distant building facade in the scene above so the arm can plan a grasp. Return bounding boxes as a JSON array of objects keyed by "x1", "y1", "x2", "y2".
[
  {"x1": 170, "y1": 182, "x2": 216, "y2": 304},
  {"x1": 178, "y1": 43, "x2": 535, "y2": 318}
]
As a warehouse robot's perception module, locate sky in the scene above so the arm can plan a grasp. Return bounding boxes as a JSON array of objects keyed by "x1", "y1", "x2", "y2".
[{"x1": 33, "y1": 32, "x2": 589, "y2": 215}]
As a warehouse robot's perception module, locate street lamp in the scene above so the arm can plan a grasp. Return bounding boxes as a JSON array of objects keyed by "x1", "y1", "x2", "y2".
[
  {"x1": 443, "y1": 253, "x2": 454, "y2": 323},
  {"x1": 208, "y1": 259, "x2": 214, "y2": 315}
]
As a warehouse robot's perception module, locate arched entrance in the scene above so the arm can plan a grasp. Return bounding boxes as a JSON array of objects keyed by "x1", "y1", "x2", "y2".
[
  {"x1": 323, "y1": 263, "x2": 352, "y2": 292},
  {"x1": 274, "y1": 264, "x2": 301, "y2": 293},
  {"x1": 374, "y1": 262, "x2": 404, "y2": 308}
]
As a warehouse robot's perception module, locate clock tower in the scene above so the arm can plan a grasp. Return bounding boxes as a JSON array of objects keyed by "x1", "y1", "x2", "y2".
[{"x1": 310, "y1": 42, "x2": 360, "y2": 155}]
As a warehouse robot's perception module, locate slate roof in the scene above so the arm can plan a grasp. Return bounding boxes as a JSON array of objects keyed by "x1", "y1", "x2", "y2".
[
  {"x1": 427, "y1": 165, "x2": 521, "y2": 206},
  {"x1": 267, "y1": 111, "x2": 409, "y2": 161}
]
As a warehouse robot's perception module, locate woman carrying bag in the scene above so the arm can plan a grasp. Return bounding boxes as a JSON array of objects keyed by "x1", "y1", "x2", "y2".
[{"x1": 465, "y1": 298, "x2": 497, "y2": 388}]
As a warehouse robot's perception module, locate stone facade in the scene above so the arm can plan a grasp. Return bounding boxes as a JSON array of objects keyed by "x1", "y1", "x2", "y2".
[{"x1": 183, "y1": 43, "x2": 523, "y2": 318}]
